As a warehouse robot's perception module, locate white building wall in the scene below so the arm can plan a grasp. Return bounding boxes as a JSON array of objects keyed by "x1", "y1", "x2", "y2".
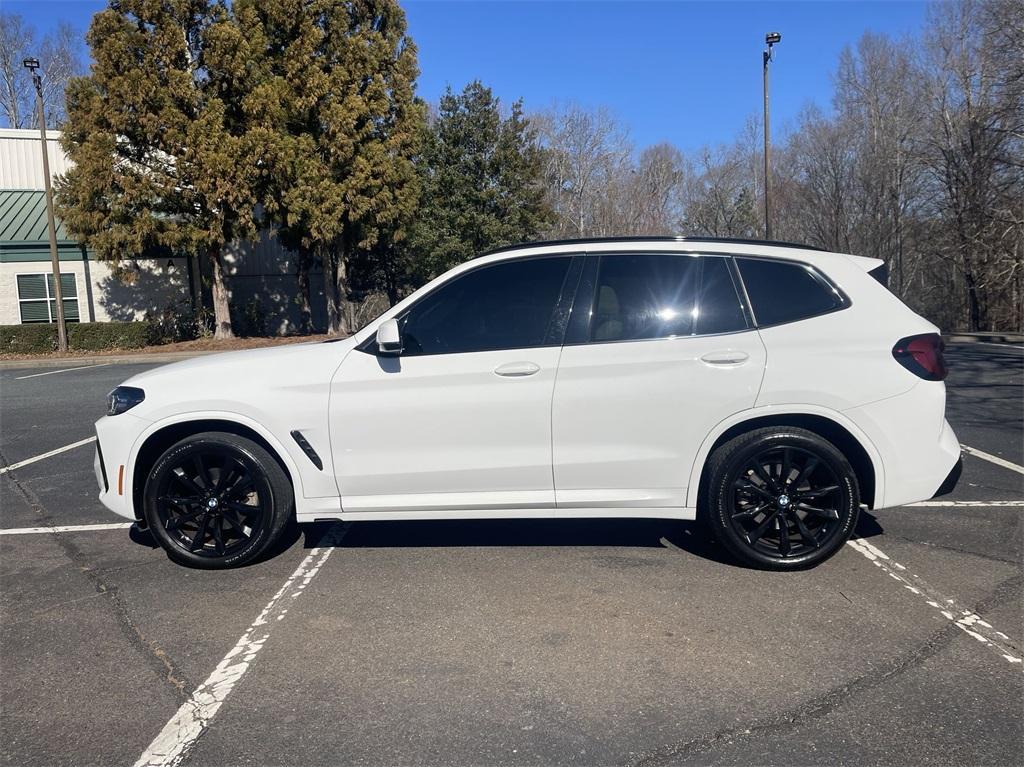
[
  {"x1": 0, "y1": 258, "x2": 190, "y2": 325},
  {"x1": 0, "y1": 130, "x2": 307, "y2": 332},
  {"x1": 0, "y1": 129, "x2": 73, "y2": 189}
]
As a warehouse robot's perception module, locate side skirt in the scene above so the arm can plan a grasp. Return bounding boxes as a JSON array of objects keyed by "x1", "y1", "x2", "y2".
[{"x1": 295, "y1": 506, "x2": 698, "y2": 524}]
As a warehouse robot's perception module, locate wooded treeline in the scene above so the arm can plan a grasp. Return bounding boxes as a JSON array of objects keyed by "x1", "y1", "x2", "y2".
[{"x1": 3, "y1": 0, "x2": 1020, "y2": 336}]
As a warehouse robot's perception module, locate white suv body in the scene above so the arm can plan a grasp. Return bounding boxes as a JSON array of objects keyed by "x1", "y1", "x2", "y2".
[{"x1": 94, "y1": 238, "x2": 961, "y2": 569}]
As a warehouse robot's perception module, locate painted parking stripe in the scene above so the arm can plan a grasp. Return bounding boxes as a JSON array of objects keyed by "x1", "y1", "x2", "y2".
[
  {"x1": 961, "y1": 444, "x2": 1024, "y2": 476},
  {"x1": 133, "y1": 523, "x2": 350, "y2": 767},
  {"x1": 0, "y1": 436, "x2": 96, "y2": 475},
  {"x1": 905, "y1": 500, "x2": 1024, "y2": 507},
  {"x1": 0, "y1": 522, "x2": 133, "y2": 535},
  {"x1": 14, "y1": 362, "x2": 112, "y2": 380},
  {"x1": 846, "y1": 537, "x2": 1022, "y2": 669}
]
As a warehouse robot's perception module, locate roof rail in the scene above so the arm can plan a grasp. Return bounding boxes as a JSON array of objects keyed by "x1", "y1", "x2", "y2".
[{"x1": 478, "y1": 236, "x2": 825, "y2": 258}]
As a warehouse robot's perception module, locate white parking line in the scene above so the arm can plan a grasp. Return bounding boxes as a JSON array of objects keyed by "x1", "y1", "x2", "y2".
[
  {"x1": 906, "y1": 500, "x2": 1024, "y2": 507},
  {"x1": 0, "y1": 522, "x2": 133, "y2": 535},
  {"x1": 961, "y1": 444, "x2": 1024, "y2": 476},
  {"x1": 0, "y1": 436, "x2": 96, "y2": 475},
  {"x1": 14, "y1": 362, "x2": 112, "y2": 380},
  {"x1": 975, "y1": 342, "x2": 1024, "y2": 351},
  {"x1": 846, "y1": 537, "x2": 1022, "y2": 669},
  {"x1": 133, "y1": 523, "x2": 350, "y2": 767}
]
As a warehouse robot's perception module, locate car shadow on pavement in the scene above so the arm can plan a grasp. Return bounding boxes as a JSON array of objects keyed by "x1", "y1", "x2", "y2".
[
  {"x1": 127, "y1": 512, "x2": 886, "y2": 570},
  {"x1": 296, "y1": 511, "x2": 887, "y2": 570}
]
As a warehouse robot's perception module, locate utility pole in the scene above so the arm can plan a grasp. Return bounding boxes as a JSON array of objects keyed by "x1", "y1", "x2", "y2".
[
  {"x1": 24, "y1": 57, "x2": 68, "y2": 352},
  {"x1": 763, "y1": 32, "x2": 781, "y2": 241}
]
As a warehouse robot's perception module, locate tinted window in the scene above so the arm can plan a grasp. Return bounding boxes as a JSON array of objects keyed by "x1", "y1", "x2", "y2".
[
  {"x1": 737, "y1": 258, "x2": 846, "y2": 326},
  {"x1": 589, "y1": 255, "x2": 747, "y2": 342},
  {"x1": 400, "y1": 257, "x2": 572, "y2": 355}
]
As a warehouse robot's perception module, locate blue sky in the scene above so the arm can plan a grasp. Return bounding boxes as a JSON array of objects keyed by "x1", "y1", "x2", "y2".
[{"x1": 14, "y1": 0, "x2": 929, "y2": 151}]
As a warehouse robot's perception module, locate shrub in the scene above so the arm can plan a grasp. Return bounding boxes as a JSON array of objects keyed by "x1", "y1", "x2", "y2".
[
  {"x1": 145, "y1": 299, "x2": 203, "y2": 344},
  {"x1": 0, "y1": 321, "x2": 151, "y2": 354},
  {"x1": 68, "y1": 321, "x2": 150, "y2": 350},
  {"x1": 0, "y1": 324, "x2": 57, "y2": 354}
]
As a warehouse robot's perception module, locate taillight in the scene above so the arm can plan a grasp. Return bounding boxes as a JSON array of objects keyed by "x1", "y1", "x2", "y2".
[{"x1": 892, "y1": 333, "x2": 947, "y2": 381}]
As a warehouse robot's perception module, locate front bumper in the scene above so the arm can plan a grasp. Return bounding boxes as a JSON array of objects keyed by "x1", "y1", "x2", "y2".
[{"x1": 94, "y1": 413, "x2": 150, "y2": 521}]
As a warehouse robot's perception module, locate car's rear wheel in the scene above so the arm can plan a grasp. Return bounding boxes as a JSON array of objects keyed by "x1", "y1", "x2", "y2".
[
  {"x1": 705, "y1": 427, "x2": 860, "y2": 570},
  {"x1": 143, "y1": 431, "x2": 292, "y2": 569}
]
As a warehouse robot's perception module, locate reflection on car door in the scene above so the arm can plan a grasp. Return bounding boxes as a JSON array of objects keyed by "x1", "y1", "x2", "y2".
[
  {"x1": 330, "y1": 255, "x2": 580, "y2": 513},
  {"x1": 552, "y1": 254, "x2": 767, "y2": 509}
]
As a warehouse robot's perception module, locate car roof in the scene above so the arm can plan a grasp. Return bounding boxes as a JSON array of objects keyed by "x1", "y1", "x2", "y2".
[
  {"x1": 479, "y1": 236, "x2": 826, "y2": 257},
  {"x1": 470, "y1": 236, "x2": 883, "y2": 273}
]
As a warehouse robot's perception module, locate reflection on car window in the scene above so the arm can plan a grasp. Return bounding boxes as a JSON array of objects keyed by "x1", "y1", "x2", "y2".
[
  {"x1": 737, "y1": 258, "x2": 847, "y2": 326},
  {"x1": 589, "y1": 255, "x2": 747, "y2": 342},
  {"x1": 401, "y1": 257, "x2": 572, "y2": 355}
]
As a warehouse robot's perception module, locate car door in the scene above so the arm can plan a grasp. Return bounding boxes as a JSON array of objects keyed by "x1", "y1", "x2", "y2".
[
  {"x1": 551, "y1": 253, "x2": 766, "y2": 509},
  {"x1": 330, "y1": 255, "x2": 581, "y2": 514}
]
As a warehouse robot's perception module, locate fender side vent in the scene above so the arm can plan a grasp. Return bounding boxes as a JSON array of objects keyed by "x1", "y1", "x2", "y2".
[{"x1": 290, "y1": 430, "x2": 324, "y2": 471}]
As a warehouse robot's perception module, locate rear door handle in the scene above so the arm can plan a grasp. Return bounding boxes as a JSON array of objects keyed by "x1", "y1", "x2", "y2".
[
  {"x1": 700, "y1": 350, "x2": 750, "y2": 366},
  {"x1": 494, "y1": 361, "x2": 541, "y2": 377}
]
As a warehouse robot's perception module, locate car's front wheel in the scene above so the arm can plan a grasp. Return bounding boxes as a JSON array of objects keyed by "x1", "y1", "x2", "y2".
[
  {"x1": 705, "y1": 427, "x2": 860, "y2": 570},
  {"x1": 143, "y1": 431, "x2": 293, "y2": 569}
]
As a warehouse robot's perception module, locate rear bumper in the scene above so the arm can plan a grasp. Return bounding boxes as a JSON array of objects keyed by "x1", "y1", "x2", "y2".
[
  {"x1": 932, "y1": 455, "x2": 963, "y2": 498},
  {"x1": 845, "y1": 383, "x2": 961, "y2": 509}
]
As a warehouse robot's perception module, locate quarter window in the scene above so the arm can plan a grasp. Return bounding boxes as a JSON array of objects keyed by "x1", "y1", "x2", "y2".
[
  {"x1": 736, "y1": 258, "x2": 847, "y2": 326},
  {"x1": 17, "y1": 273, "x2": 80, "y2": 324},
  {"x1": 400, "y1": 256, "x2": 573, "y2": 355},
  {"x1": 589, "y1": 255, "x2": 747, "y2": 342}
]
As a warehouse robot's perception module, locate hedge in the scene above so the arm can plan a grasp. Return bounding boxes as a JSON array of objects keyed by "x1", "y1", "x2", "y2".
[{"x1": 1, "y1": 321, "x2": 151, "y2": 354}]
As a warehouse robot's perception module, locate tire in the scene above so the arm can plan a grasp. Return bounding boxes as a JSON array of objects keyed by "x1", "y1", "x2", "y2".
[
  {"x1": 704, "y1": 427, "x2": 860, "y2": 570},
  {"x1": 143, "y1": 431, "x2": 293, "y2": 569}
]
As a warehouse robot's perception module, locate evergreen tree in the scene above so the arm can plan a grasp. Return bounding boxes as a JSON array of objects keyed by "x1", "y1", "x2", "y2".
[
  {"x1": 56, "y1": 0, "x2": 262, "y2": 339},
  {"x1": 237, "y1": 0, "x2": 422, "y2": 335},
  {"x1": 413, "y1": 81, "x2": 553, "y2": 278}
]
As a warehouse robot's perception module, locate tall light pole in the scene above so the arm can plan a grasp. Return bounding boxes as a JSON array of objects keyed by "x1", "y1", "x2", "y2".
[
  {"x1": 763, "y1": 32, "x2": 781, "y2": 241},
  {"x1": 24, "y1": 57, "x2": 68, "y2": 352}
]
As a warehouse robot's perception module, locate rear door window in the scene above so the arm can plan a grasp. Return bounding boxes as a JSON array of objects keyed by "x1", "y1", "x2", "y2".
[
  {"x1": 736, "y1": 258, "x2": 847, "y2": 326},
  {"x1": 588, "y1": 255, "x2": 747, "y2": 342}
]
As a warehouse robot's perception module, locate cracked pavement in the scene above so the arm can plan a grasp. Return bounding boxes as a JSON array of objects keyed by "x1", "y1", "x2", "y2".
[{"x1": 1, "y1": 344, "x2": 1021, "y2": 766}]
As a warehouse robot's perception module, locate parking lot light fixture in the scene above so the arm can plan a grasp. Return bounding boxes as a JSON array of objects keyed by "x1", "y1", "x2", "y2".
[
  {"x1": 23, "y1": 56, "x2": 69, "y2": 353},
  {"x1": 763, "y1": 32, "x2": 781, "y2": 241}
]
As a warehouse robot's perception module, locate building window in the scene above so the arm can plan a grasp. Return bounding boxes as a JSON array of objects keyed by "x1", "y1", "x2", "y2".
[{"x1": 17, "y1": 273, "x2": 80, "y2": 324}]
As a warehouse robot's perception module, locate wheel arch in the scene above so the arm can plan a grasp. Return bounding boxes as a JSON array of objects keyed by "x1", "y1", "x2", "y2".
[
  {"x1": 129, "y1": 415, "x2": 300, "y2": 523},
  {"x1": 688, "y1": 409, "x2": 882, "y2": 512}
]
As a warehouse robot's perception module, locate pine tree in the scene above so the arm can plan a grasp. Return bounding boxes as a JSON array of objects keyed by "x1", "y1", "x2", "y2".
[
  {"x1": 236, "y1": 0, "x2": 422, "y2": 335},
  {"x1": 56, "y1": 0, "x2": 261, "y2": 339},
  {"x1": 413, "y1": 81, "x2": 553, "y2": 278}
]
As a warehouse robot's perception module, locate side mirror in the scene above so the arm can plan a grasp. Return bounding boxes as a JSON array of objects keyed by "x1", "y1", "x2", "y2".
[{"x1": 376, "y1": 318, "x2": 402, "y2": 356}]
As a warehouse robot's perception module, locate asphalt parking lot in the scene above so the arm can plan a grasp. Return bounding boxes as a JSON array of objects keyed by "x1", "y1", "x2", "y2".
[{"x1": 1, "y1": 343, "x2": 1021, "y2": 767}]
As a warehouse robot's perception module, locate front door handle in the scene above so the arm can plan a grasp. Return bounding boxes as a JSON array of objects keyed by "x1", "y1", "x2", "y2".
[
  {"x1": 494, "y1": 361, "x2": 541, "y2": 377},
  {"x1": 700, "y1": 350, "x2": 750, "y2": 366}
]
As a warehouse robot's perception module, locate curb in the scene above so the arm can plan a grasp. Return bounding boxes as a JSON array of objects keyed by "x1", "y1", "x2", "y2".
[
  {"x1": 945, "y1": 332, "x2": 1024, "y2": 344},
  {"x1": 0, "y1": 350, "x2": 216, "y2": 370}
]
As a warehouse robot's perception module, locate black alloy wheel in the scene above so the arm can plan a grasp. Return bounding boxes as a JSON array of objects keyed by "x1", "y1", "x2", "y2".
[
  {"x1": 143, "y1": 432, "x2": 292, "y2": 569},
  {"x1": 706, "y1": 427, "x2": 860, "y2": 569}
]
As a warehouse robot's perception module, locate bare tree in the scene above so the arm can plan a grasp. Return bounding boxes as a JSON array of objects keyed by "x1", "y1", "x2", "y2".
[
  {"x1": 0, "y1": 13, "x2": 81, "y2": 128},
  {"x1": 834, "y1": 33, "x2": 928, "y2": 297},
  {"x1": 681, "y1": 143, "x2": 760, "y2": 238},
  {"x1": 536, "y1": 104, "x2": 632, "y2": 237},
  {"x1": 619, "y1": 143, "x2": 687, "y2": 234},
  {"x1": 0, "y1": 12, "x2": 31, "y2": 128},
  {"x1": 919, "y1": 0, "x2": 1024, "y2": 330}
]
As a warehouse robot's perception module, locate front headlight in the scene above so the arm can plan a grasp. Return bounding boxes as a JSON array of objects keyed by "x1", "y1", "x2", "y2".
[{"x1": 106, "y1": 386, "x2": 145, "y2": 416}]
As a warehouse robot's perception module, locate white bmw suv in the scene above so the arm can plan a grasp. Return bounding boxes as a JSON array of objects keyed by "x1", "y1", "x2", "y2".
[{"x1": 94, "y1": 238, "x2": 962, "y2": 570}]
